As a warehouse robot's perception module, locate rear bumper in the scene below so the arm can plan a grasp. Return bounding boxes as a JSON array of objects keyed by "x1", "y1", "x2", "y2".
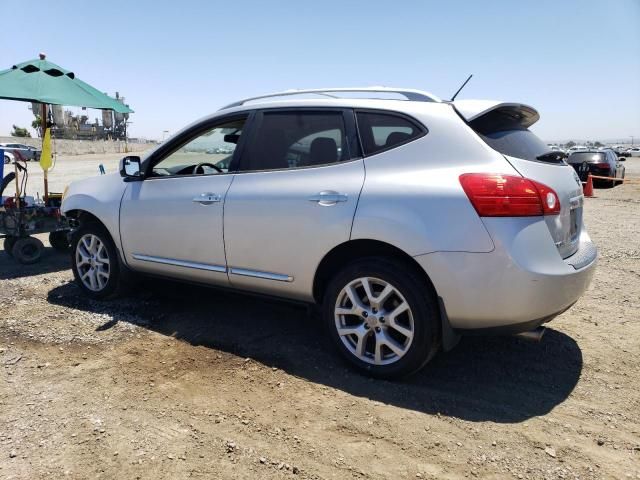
[{"x1": 414, "y1": 218, "x2": 597, "y2": 330}]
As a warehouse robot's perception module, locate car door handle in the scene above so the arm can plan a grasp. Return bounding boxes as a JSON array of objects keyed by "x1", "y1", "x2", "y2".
[
  {"x1": 308, "y1": 191, "x2": 348, "y2": 206},
  {"x1": 192, "y1": 193, "x2": 221, "y2": 205}
]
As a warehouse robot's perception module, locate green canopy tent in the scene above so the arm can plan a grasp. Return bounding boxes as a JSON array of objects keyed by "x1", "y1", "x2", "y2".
[{"x1": 0, "y1": 53, "x2": 133, "y2": 200}]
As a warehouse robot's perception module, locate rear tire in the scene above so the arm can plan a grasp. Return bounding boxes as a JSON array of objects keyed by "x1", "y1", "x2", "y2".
[
  {"x1": 322, "y1": 257, "x2": 440, "y2": 379},
  {"x1": 70, "y1": 222, "x2": 123, "y2": 299},
  {"x1": 12, "y1": 236, "x2": 44, "y2": 264}
]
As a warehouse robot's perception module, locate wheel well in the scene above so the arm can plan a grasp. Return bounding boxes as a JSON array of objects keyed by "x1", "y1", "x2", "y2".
[
  {"x1": 312, "y1": 239, "x2": 438, "y2": 303},
  {"x1": 65, "y1": 210, "x2": 107, "y2": 231}
]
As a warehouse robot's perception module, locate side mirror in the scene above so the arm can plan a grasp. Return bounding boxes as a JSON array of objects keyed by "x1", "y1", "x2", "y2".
[
  {"x1": 120, "y1": 156, "x2": 143, "y2": 180},
  {"x1": 618, "y1": 156, "x2": 626, "y2": 161}
]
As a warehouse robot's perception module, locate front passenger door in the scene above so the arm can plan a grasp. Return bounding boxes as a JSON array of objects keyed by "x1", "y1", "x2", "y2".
[{"x1": 120, "y1": 115, "x2": 248, "y2": 285}]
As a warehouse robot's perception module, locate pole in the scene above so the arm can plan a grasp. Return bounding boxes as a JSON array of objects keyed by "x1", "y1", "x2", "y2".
[
  {"x1": 41, "y1": 103, "x2": 49, "y2": 203},
  {"x1": 14, "y1": 152, "x2": 21, "y2": 209}
]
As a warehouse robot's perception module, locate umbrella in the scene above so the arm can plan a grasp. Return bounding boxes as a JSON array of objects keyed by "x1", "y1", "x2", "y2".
[
  {"x1": 0, "y1": 55, "x2": 133, "y2": 113},
  {"x1": 0, "y1": 53, "x2": 133, "y2": 201}
]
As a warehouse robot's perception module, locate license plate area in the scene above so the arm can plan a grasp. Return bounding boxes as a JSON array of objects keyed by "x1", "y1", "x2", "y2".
[
  {"x1": 570, "y1": 209, "x2": 578, "y2": 239},
  {"x1": 577, "y1": 161, "x2": 590, "y2": 181},
  {"x1": 569, "y1": 196, "x2": 582, "y2": 243}
]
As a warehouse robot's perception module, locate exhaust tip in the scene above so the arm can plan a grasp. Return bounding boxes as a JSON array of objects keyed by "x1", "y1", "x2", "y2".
[{"x1": 515, "y1": 326, "x2": 546, "y2": 342}]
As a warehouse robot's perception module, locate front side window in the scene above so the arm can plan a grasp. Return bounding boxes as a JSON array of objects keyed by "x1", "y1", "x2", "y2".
[
  {"x1": 356, "y1": 112, "x2": 423, "y2": 156},
  {"x1": 242, "y1": 111, "x2": 349, "y2": 171},
  {"x1": 151, "y1": 118, "x2": 245, "y2": 176}
]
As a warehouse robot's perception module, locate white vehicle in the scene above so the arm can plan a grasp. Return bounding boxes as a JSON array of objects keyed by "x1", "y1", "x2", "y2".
[
  {"x1": 625, "y1": 147, "x2": 640, "y2": 157},
  {"x1": 2, "y1": 150, "x2": 15, "y2": 164},
  {"x1": 565, "y1": 145, "x2": 588, "y2": 155},
  {"x1": 61, "y1": 87, "x2": 597, "y2": 378},
  {"x1": 0, "y1": 143, "x2": 41, "y2": 161}
]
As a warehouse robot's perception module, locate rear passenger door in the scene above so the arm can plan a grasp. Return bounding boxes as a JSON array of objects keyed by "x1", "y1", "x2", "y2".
[{"x1": 223, "y1": 109, "x2": 364, "y2": 300}]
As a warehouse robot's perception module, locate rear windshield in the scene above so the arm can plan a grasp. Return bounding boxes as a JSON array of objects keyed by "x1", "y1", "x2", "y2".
[
  {"x1": 468, "y1": 109, "x2": 560, "y2": 163},
  {"x1": 567, "y1": 152, "x2": 604, "y2": 163}
]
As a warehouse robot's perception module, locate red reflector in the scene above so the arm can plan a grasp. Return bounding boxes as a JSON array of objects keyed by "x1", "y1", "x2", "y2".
[{"x1": 459, "y1": 173, "x2": 561, "y2": 217}]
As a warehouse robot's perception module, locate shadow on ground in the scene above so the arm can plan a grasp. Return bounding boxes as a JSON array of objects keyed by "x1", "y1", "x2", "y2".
[
  {"x1": 0, "y1": 247, "x2": 69, "y2": 279},
  {"x1": 47, "y1": 278, "x2": 583, "y2": 424}
]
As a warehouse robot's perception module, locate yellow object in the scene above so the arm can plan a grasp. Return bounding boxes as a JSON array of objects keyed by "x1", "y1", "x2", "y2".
[{"x1": 40, "y1": 127, "x2": 53, "y2": 171}]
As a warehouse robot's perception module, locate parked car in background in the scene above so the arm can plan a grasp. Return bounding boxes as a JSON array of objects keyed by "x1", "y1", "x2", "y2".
[
  {"x1": 2, "y1": 150, "x2": 15, "y2": 164},
  {"x1": 567, "y1": 150, "x2": 625, "y2": 187},
  {"x1": 625, "y1": 147, "x2": 640, "y2": 157},
  {"x1": 0, "y1": 143, "x2": 41, "y2": 161},
  {"x1": 607, "y1": 145, "x2": 628, "y2": 157},
  {"x1": 61, "y1": 87, "x2": 597, "y2": 378},
  {"x1": 566, "y1": 145, "x2": 588, "y2": 156}
]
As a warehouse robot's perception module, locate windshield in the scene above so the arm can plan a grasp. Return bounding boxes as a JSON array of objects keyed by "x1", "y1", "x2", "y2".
[{"x1": 566, "y1": 152, "x2": 605, "y2": 163}]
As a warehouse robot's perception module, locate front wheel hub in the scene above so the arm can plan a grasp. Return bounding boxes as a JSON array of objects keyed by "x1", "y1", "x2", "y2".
[{"x1": 75, "y1": 233, "x2": 110, "y2": 292}]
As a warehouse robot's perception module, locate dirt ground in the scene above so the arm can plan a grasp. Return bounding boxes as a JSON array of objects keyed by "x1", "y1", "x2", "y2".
[{"x1": 1, "y1": 156, "x2": 639, "y2": 479}]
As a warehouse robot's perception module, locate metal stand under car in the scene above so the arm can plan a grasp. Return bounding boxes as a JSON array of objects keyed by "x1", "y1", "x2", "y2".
[{"x1": 0, "y1": 156, "x2": 70, "y2": 264}]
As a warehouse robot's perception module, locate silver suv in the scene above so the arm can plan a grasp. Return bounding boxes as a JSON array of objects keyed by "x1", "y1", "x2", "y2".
[{"x1": 62, "y1": 88, "x2": 597, "y2": 378}]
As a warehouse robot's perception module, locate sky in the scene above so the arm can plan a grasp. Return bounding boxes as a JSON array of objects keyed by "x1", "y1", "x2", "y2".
[{"x1": 1, "y1": 0, "x2": 639, "y2": 143}]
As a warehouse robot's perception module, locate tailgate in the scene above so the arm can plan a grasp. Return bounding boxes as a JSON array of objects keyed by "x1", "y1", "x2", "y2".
[
  {"x1": 455, "y1": 100, "x2": 584, "y2": 259},
  {"x1": 504, "y1": 156, "x2": 583, "y2": 258}
]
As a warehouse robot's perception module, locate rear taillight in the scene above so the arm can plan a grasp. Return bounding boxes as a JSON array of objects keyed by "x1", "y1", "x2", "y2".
[
  {"x1": 593, "y1": 162, "x2": 610, "y2": 169},
  {"x1": 459, "y1": 173, "x2": 561, "y2": 217}
]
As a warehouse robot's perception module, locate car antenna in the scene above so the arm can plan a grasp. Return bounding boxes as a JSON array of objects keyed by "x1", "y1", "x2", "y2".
[{"x1": 450, "y1": 74, "x2": 473, "y2": 101}]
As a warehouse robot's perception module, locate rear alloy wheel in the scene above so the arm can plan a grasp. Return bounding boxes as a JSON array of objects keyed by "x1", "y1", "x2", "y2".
[
  {"x1": 71, "y1": 223, "x2": 122, "y2": 299},
  {"x1": 324, "y1": 258, "x2": 439, "y2": 379},
  {"x1": 12, "y1": 236, "x2": 44, "y2": 264},
  {"x1": 335, "y1": 276, "x2": 414, "y2": 365}
]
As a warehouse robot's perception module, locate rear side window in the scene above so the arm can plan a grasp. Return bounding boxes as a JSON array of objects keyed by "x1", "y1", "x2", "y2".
[
  {"x1": 469, "y1": 109, "x2": 558, "y2": 163},
  {"x1": 356, "y1": 112, "x2": 423, "y2": 156},
  {"x1": 242, "y1": 111, "x2": 350, "y2": 171}
]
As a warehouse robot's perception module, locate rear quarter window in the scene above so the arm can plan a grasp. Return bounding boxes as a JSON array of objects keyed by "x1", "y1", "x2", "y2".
[{"x1": 356, "y1": 111, "x2": 425, "y2": 156}]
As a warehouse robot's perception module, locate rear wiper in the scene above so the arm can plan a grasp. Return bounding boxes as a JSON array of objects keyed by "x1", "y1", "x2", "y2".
[{"x1": 536, "y1": 151, "x2": 567, "y2": 162}]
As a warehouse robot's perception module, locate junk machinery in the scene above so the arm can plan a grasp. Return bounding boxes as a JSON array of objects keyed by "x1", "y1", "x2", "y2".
[{"x1": 32, "y1": 92, "x2": 130, "y2": 141}]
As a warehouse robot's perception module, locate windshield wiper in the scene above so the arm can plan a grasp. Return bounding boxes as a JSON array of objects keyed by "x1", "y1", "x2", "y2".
[{"x1": 536, "y1": 151, "x2": 566, "y2": 163}]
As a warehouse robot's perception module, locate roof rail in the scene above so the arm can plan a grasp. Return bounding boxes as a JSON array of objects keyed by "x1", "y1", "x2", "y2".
[{"x1": 220, "y1": 87, "x2": 441, "y2": 110}]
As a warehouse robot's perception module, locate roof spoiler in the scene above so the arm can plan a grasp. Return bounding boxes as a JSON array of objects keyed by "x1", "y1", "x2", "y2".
[{"x1": 453, "y1": 100, "x2": 540, "y2": 128}]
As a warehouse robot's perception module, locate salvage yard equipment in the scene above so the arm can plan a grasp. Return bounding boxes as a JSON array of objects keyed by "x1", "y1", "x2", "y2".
[
  {"x1": 1, "y1": 159, "x2": 69, "y2": 264},
  {"x1": 0, "y1": 52, "x2": 133, "y2": 264},
  {"x1": 0, "y1": 53, "x2": 133, "y2": 202}
]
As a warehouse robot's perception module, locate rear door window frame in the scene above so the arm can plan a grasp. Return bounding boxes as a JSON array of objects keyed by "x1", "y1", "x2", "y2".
[
  {"x1": 235, "y1": 107, "x2": 361, "y2": 173},
  {"x1": 354, "y1": 109, "x2": 428, "y2": 157}
]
